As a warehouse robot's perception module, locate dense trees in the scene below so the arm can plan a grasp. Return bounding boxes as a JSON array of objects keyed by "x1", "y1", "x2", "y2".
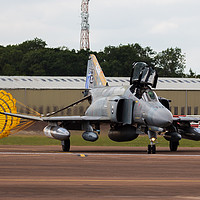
[
  {"x1": 155, "y1": 48, "x2": 186, "y2": 77},
  {"x1": 0, "y1": 38, "x2": 190, "y2": 77},
  {"x1": 97, "y1": 44, "x2": 156, "y2": 77}
]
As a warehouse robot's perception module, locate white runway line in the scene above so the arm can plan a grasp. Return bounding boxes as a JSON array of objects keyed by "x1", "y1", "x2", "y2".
[{"x1": 0, "y1": 152, "x2": 200, "y2": 157}]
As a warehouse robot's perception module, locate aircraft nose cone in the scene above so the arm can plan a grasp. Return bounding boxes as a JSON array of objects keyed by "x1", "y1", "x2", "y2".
[{"x1": 146, "y1": 108, "x2": 173, "y2": 127}]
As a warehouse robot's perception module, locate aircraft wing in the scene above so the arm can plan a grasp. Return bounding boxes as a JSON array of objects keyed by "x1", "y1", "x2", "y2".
[
  {"x1": 0, "y1": 112, "x2": 43, "y2": 121},
  {"x1": 0, "y1": 112, "x2": 110, "y2": 122},
  {"x1": 173, "y1": 116, "x2": 200, "y2": 122},
  {"x1": 3, "y1": 111, "x2": 200, "y2": 123},
  {"x1": 42, "y1": 116, "x2": 110, "y2": 122}
]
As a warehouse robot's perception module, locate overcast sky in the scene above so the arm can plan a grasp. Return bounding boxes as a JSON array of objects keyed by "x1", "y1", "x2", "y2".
[{"x1": 0, "y1": 0, "x2": 200, "y2": 74}]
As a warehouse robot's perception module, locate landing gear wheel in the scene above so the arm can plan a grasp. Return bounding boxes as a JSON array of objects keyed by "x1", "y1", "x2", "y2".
[
  {"x1": 170, "y1": 141, "x2": 179, "y2": 152},
  {"x1": 148, "y1": 145, "x2": 156, "y2": 154},
  {"x1": 152, "y1": 145, "x2": 156, "y2": 154},
  {"x1": 148, "y1": 145, "x2": 151, "y2": 154},
  {"x1": 61, "y1": 139, "x2": 70, "y2": 152}
]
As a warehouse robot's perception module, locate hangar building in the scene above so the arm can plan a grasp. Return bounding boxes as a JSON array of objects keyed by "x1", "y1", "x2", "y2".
[{"x1": 0, "y1": 76, "x2": 200, "y2": 116}]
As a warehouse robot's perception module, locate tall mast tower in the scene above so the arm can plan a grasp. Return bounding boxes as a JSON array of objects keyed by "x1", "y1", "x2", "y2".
[{"x1": 80, "y1": 0, "x2": 90, "y2": 50}]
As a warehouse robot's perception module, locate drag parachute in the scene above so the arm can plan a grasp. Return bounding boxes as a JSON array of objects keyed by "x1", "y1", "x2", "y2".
[{"x1": 0, "y1": 90, "x2": 40, "y2": 139}]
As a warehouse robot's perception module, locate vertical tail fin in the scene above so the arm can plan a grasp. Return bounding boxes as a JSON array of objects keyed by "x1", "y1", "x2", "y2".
[{"x1": 85, "y1": 54, "x2": 107, "y2": 89}]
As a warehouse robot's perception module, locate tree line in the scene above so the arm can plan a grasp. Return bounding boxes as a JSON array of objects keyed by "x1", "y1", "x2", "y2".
[{"x1": 0, "y1": 38, "x2": 197, "y2": 77}]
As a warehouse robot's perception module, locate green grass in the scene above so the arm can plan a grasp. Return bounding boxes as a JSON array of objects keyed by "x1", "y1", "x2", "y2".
[
  {"x1": 0, "y1": 134, "x2": 200, "y2": 147},
  {"x1": 0, "y1": 135, "x2": 60, "y2": 146}
]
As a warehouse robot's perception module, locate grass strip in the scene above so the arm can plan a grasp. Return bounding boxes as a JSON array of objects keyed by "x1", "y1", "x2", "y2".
[{"x1": 0, "y1": 134, "x2": 200, "y2": 147}]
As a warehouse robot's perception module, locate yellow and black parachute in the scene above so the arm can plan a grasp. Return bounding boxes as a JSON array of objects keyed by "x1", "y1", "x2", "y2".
[{"x1": 0, "y1": 90, "x2": 40, "y2": 139}]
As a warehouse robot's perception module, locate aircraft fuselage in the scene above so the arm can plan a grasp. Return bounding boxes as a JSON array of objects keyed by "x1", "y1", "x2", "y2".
[{"x1": 85, "y1": 85, "x2": 173, "y2": 129}]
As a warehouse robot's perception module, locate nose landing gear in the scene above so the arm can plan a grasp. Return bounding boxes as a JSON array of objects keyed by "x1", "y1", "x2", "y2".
[
  {"x1": 148, "y1": 130, "x2": 157, "y2": 154},
  {"x1": 148, "y1": 144, "x2": 156, "y2": 154}
]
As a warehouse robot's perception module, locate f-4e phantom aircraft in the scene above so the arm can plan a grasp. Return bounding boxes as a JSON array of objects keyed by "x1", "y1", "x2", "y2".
[{"x1": 1, "y1": 54, "x2": 200, "y2": 154}]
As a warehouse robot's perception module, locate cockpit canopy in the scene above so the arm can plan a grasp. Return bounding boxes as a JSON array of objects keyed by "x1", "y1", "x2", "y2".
[{"x1": 130, "y1": 62, "x2": 158, "y2": 88}]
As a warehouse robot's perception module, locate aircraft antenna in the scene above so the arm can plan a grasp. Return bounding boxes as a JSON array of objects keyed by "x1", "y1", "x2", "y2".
[{"x1": 80, "y1": 0, "x2": 90, "y2": 50}]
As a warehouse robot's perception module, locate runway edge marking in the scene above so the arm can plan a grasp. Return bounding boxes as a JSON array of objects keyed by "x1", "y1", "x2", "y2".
[{"x1": 1, "y1": 152, "x2": 200, "y2": 157}]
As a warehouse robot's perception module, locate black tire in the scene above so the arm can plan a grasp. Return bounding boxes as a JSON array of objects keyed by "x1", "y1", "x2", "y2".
[
  {"x1": 62, "y1": 139, "x2": 70, "y2": 152},
  {"x1": 148, "y1": 145, "x2": 152, "y2": 154},
  {"x1": 170, "y1": 141, "x2": 179, "y2": 152},
  {"x1": 152, "y1": 145, "x2": 156, "y2": 154},
  {"x1": 147, "y1": 145, "x2": 156, "y2": 154}
]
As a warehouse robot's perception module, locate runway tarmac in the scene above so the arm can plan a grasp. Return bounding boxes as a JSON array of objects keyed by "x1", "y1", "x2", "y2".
[{"x1": 1, "y1": 145, "x2": 200, "y2": 200}]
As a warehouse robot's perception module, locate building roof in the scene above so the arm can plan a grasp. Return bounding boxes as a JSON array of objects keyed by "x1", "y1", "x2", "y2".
[
  {"x1": 156, "y1": 77, "x2": 200, "y2": 90},
  {"x1": 0, "y1": 76, "x2": 200, "y2": 90}
]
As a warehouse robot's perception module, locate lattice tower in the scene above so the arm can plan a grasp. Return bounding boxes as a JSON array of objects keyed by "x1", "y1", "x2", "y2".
[{"x1": 80, "y1": 0, "x2": 90, "y2": 50}]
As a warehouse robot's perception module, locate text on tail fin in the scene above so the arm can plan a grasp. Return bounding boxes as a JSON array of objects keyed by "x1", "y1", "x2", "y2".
[{"x1": 85, "y1": 54, "x2": 107, "y2": 89}]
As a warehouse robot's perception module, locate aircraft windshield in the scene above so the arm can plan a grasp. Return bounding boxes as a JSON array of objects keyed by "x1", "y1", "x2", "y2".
[
  {"x1": 142, "y1": 90, "x2": 158, "y2": 102},
  {"x1": 147, "y1": 91, "x2": 156, "y2": 100}
]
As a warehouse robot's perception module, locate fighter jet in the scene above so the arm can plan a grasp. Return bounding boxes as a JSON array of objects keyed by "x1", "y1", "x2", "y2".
[{"x1": 1, "y1": 54, "x2": 200, "y2": 154}]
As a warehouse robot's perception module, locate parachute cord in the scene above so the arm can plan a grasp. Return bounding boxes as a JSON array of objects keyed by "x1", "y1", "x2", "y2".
[
  {"x1": 9, "y1": 121, "x2": 36, "y2": 135},
  {"x1": 16, "y1": 100, "x2": 41, "y2": 117}
]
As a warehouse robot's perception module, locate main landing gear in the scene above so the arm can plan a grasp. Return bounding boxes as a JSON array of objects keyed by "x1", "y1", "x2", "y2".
[
  {"x1": 61, "y1": 139, "x2": 70, "y2": 152},
  {"x1": 169, "y1": 141, "x2": 179, "y2": 152}
]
